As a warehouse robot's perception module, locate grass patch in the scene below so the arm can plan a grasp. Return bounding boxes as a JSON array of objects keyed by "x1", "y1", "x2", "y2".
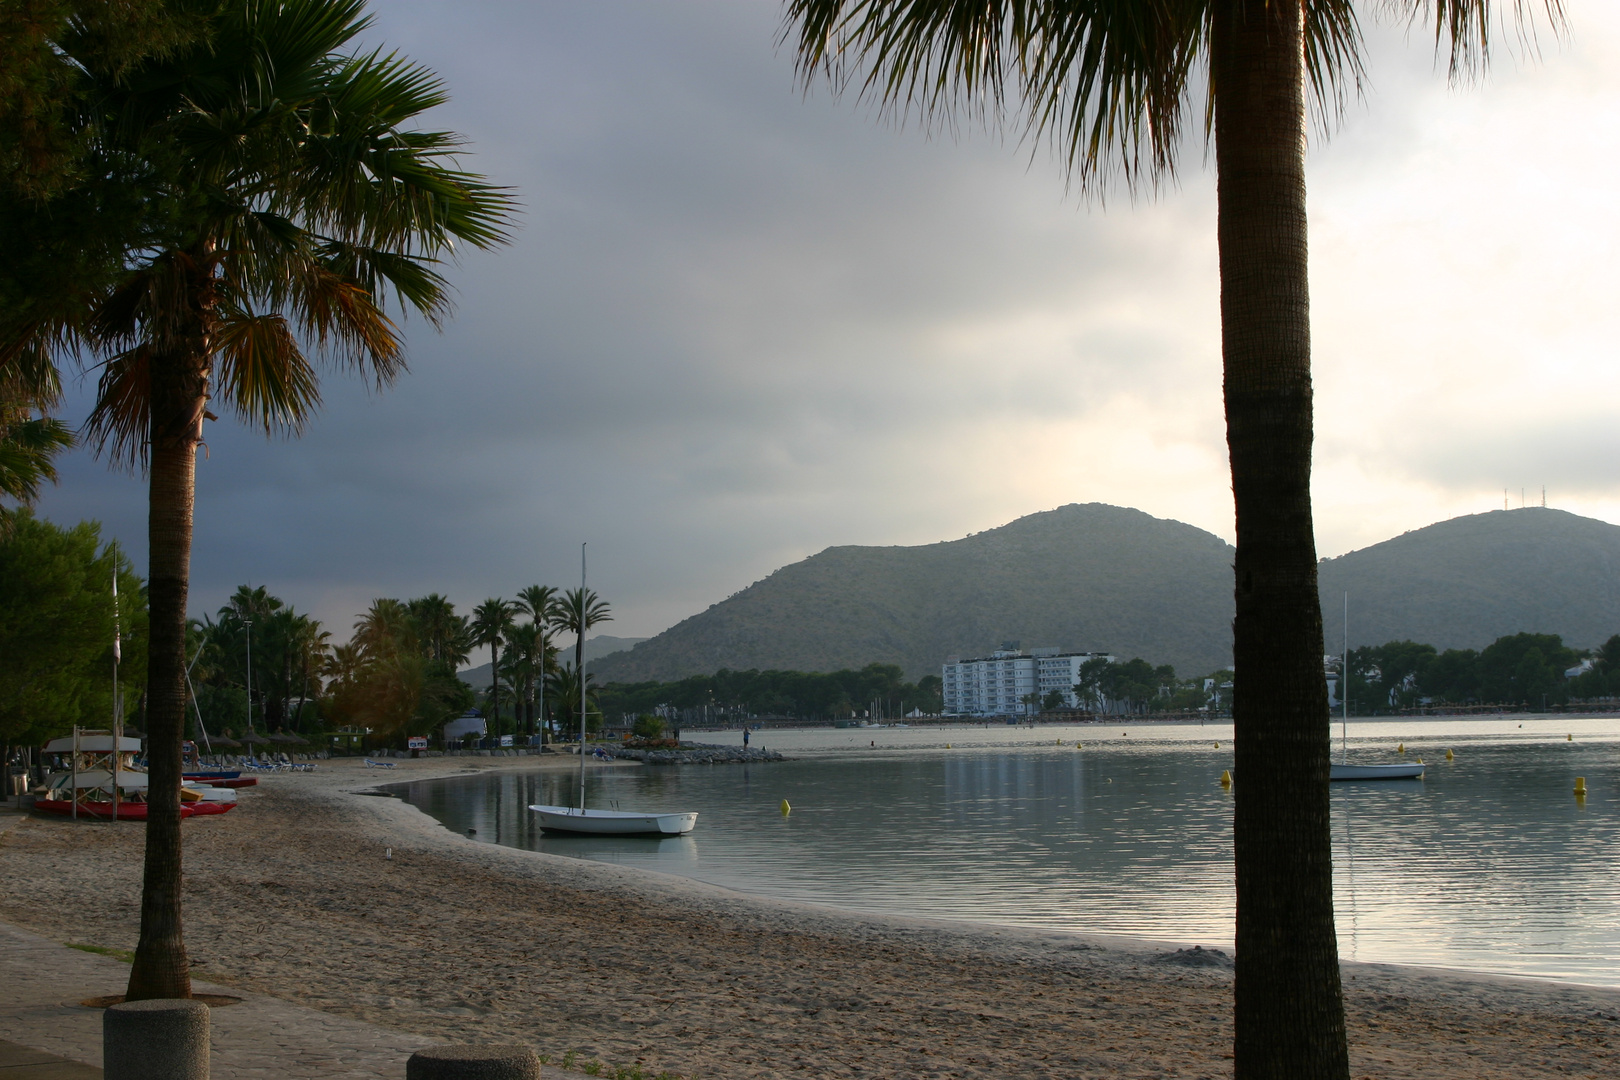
[{"x1": 66, "y1": 942, "x2": 134, "y2": 963}]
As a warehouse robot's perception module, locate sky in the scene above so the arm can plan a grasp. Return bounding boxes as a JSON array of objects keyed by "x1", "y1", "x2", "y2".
[{"x1": 32, "y1": 1, "x2": 1620, "y2": 642}]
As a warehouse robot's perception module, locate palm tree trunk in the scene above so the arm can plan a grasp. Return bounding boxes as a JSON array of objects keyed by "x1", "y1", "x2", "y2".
[
  {"x1": 1212, "y1": 2, "x2": 1347, "y2": 1076},
  {"x1": 125, "y1": 339, "x2": 209, "y2": 1000},
  {"x1": 489, "y1": 643, "x2": 499, "y2": 740}
]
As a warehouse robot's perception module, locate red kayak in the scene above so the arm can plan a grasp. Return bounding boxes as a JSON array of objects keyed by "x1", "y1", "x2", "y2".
[
  {"x1": 189, "y1": 776, "x2": 256, "y2": 789},
  {"x1": 185, "y1": 801, "x2": 236, "y2": 815},
  {"x1": 33, "y1": 799, "x2": 195, "y2": 821}
]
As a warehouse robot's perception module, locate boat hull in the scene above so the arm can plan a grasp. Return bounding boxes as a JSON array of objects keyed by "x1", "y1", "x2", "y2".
[
  {"x1": 528, "y1": 804, "x2": 697, "y2": 835},
  {"x1": 32, "y1": 799, "x2": 196, "y2": 821},
  {"x1": 1330, "y1": 763, "x2": 1425, "y2": 781}
]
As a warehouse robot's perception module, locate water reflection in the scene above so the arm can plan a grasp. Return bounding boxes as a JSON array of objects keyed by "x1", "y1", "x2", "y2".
[{"x1": 392, "y1": 718, "x2": 1620, "y2": 986}]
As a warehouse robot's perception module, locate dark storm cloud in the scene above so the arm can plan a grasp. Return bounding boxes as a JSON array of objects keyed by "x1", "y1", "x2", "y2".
[
  {"x1": 34, "y1": 1, "x2": 1213, "y2": 636},
  {"x1": 38, "y1": 2, "x2": 1609, "y2": 639}
]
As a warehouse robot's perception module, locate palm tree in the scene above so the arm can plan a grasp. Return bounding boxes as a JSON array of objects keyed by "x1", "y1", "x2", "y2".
[
  {"x1": 11, "y1": 0, "x2": 511, "y2": 1000},
  {"x1": 516, "y1": 585, "x2": 559, "y2": 741},
  {"x1": 550, "y1": 586, "x2": 612, "y2": 739},
  {"x1": 783, "y1": 2, "x2": 1558, "y2": 1075},
  {"x1": 287, "y1": 616, "x2": 329, "y2": 731},
  {"x1": 0, "y1": 365, "x2": 72, "y2": 525},
  {"x1": 407, "y1": 593, "x2": 466, "y2": 666},
  {"x1": 470, "y1": 598, "x2": 518, "y2": 737},
  {"x1": 544, "y1": 662, "x2": 602, "y2": 737}
]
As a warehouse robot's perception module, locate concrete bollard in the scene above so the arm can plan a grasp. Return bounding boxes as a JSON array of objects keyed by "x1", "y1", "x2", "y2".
[
  {"x1": 103, "y1": 999, "x2": 210, "y2": 1080},
  {"x1": 407, "y1": 1045, "x2": 542, "y2": 1080}
]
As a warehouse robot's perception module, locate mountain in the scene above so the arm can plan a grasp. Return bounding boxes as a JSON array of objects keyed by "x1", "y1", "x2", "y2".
[
  {"x1": 592, "y1": 504, "x2": 1238, "y2": 683},
  {"x1": 458, "y1": 634, "x2": 648, "y2": 688},
  {"x1": 593, "y1": 504, "x2": 1620, "y2": 685},
  {"x1": 1318, "y1": 508, "x2": 1620, "y2": 653}
]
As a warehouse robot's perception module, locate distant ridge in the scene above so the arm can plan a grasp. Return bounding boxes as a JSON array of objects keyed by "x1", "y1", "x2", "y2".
[
  {"x1": 593, "y1": 504, "x2": 1620, "y2": 685},
  {"x1": 1318, "y1": 508, "x2": 1620, "y2": 652},
  {"x1": 593, "y1": 504, "x2": 1237, "y2": 682}
]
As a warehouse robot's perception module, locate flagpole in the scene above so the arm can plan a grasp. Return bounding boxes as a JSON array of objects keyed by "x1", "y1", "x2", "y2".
[
  {"x1": 578, "y1": 543, "x2": 587, "y2": 812},
  {"x1": 112, "y1": 569, "x2": 121, "y2": 823}
]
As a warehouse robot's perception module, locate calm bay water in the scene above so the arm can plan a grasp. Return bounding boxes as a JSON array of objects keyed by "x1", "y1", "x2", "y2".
[{"x1": 392, "y1": 715, "x2": 1620, "y2": 986}]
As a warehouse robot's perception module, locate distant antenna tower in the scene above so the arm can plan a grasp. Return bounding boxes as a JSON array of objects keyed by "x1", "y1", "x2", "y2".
[
  {"x1": 1504, "y1": 489, "x2": 1508, "y2": 511},
  {"x1": 1542, "y1": 486, "x2": 1546, "y2": 508}
]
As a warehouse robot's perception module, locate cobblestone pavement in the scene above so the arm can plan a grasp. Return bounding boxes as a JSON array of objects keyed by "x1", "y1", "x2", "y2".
[{"x1": 0, "y1": 920, "x2": 436, "y2": 1079}]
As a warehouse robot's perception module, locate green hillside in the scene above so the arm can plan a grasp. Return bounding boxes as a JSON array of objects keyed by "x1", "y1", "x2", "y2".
[
  {"x1": 592, "y1": 504, "x2": 1238, "y2": 682},
  {"x1": 594, "y1": 504, "x2": 1620, "y2": 685},
  {"x1": 1318, "y1": 508, "x2": 1620, "y2": 653}
]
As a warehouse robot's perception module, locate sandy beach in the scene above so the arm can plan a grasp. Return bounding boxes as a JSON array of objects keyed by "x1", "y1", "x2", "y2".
[{"x1": 1, "y1": 756, "x2": 1616, "y2": 1080}]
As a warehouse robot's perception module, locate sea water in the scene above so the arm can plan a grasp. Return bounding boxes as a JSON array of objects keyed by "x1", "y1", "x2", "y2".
[{"x1": 391, "y1": 715, "x2": 1620, "y2": 986}]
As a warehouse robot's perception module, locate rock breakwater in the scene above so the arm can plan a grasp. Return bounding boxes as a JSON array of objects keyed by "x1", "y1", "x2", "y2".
[{"x1": 613, "y1": 743, "x2": 784, "y2": 765}]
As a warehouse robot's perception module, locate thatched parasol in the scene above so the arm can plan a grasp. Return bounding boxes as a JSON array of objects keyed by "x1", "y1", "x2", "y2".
[
  {"x1": 269, "y1": 731, "x2": 310, "y2": 745},
  {"x1": 208, "y1": 735, "x2": 242, "y2": 748},
  {"x1": 237, "y1": 731, "x2": 268, "y2": 745}
]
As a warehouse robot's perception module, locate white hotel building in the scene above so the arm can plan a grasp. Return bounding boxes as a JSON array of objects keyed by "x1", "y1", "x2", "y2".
[{"x1": 942, "y1": 647, "x2": 1116, "y2": 717}]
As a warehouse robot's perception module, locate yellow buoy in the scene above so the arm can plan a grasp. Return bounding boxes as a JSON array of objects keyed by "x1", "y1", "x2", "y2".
[
  {"x1": 1220, "y1": 770, "x2": 1232, "y2": 788},
  {"x1": 1445, "y1": 748, "x2": 1454, "y2": 761},
  {"x1": 1568, "y1": 733, "x2": 1574, "y2": 742},
  {"x1": 1574, "y1": 777, "x2": 1588, "y2": 797},
  {"x1": 945, "y1": 743, "x2": 951, "y2": 749},
  {"x1": 1076, "y1": 741, "x2": 1083, "y2": 749},
  {"x1": 780, "y1": 799, "x2": 791, "y2": 816},
  {"x1": 1214, "y1": 742, "x2": 1220, "y2": 749},
  {"x1": 1397, "y1": 743, "x2": 1405, "y2": 754}
]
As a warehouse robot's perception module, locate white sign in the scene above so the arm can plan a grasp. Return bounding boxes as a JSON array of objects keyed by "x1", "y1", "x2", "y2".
[
  {"x1": 499, "y1": 735, "x2": 514, "y2": 747},
  {"x1": 407, "y1": 736, "x2": 428, "y2": 750}
]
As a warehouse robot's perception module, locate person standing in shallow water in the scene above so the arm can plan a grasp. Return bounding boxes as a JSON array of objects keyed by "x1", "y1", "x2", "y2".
[{"x1": 743, "y1": 728, "x2": 750, "y2": 748}]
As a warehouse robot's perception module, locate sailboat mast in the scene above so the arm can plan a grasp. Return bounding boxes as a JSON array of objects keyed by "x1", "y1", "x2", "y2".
[
  {"x1": 1342, "y1": 592, "x2": 1349, "y2": 762},
  {"x1": 578, "y1": 543, "x2": 587, "y2": 811}
]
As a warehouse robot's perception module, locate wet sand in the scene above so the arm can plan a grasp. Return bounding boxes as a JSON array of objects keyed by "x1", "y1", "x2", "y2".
[{"x1": 1, "y1": 756, "x2": 1616, "y2": 1079}]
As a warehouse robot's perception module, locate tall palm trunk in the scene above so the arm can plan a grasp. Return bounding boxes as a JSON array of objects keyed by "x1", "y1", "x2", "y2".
[
  {"x1": 1212, "y1": 2, "x2": 1347, "y2": 1076},
  {"x1": 127, "y1": 251, "x2": 215, "y2": 1000},
  {"x1": 489, "y1": 642, "x2": 500, "y2": 739}
]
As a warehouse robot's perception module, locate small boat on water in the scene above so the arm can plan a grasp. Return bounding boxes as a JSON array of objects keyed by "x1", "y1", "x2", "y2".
[
  {"x1": 1330, "y1": 762, "x2": 1425, "y2": 781},
  {"x1": 528, "y1": 544, "x2": 698, "y2": 838},
  {"x1": 529, "y1": 804, "x2": 698, "y2": 835},
  {"x1": 1333, "y1": 598, "x2": 1424, "y2": 782}
]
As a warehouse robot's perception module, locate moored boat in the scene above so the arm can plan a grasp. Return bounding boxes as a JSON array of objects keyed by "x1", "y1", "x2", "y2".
[
  {"x1": 1330, "y1": 762, "x2": 1425, "y2": 781},
  {"x1": 529, "y1": 804, "x2": 697, "y2": 835}
]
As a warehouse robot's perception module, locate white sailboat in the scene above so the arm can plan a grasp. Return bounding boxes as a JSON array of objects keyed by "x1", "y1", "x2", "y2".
[
  {"x1": 1330, "y1": 594, "x2": 1425, "y2": 781},
  {"x1": 529, "y1": 544, "x2": 699, "y2": 836}
]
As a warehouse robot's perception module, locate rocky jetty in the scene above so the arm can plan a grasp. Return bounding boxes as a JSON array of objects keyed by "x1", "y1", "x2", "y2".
[{"x1": 612, "y1": 742, "x2": 784, "y2": 765}]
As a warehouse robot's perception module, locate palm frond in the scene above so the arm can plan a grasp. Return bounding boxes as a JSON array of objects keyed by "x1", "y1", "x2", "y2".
[
  {"x1": 315, "y1": 239, "x2": 450, "y2": 322},
  {"x1": 292, "y1": 260, "x2": 405, "y2": 383},
  {"x1": 212, "y1": 303, "x2": 322, "y2": 435},
  {"x1": 0, "y1": 413, "x2": 74, "y2": 504},
  {"x1": 1391, "y1": 0, "x2": 1566, "y2": 80},
  {"x1": 83, "y1": 346, "x2": 153, "y2": 469},
  {"x1": 784, "y1": 0, "x2": 1376, "y2": 189}
]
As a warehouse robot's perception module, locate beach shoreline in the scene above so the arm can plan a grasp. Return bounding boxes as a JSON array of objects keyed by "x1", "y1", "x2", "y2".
[{"x1": 2, "y1": 755, "x2": 1616, "y2": 1079}]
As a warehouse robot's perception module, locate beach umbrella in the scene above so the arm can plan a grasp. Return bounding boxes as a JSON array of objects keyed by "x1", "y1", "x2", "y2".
[
  {"x1": 237, "y1": 732, "x2": 267, "y2": 746},
  {"x1": 208, "y1": 736, "x2": 242, "y2": 748}
]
